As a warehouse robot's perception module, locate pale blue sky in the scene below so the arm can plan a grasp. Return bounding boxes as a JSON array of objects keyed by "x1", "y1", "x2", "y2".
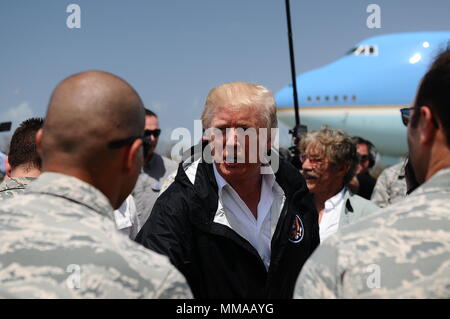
[{"x1": 1, "y1": 0, "x2": 450, "y2": 151}]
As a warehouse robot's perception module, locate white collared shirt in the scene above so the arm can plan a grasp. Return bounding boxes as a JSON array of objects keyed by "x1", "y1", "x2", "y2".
[
  {"x1": 212, "y1": 164, "x2": 285, "y2": 270},
  {"x1": 319, "y1": 187, "x2": 346, "y2": 242},
  {"x1": 113, "y1": 195, "x2": 141, "y2": 240}
]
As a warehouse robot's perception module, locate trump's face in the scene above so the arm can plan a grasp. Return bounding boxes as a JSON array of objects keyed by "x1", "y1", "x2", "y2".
[{"x1": 208, "y1": 106, "x2": 269, "y2": 183}]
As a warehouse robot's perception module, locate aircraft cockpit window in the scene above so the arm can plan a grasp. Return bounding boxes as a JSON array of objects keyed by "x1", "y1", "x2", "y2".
[{"x1": 347, "y1": 45, "x2": 378, "y2": 56}]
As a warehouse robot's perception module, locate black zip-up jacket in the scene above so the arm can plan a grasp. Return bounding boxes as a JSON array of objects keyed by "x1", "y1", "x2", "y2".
[{"x1": 136, "y1": 153, "x2": 319, "y2": 299}]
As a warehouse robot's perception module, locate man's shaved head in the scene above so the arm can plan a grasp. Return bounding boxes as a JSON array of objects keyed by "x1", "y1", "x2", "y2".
[
  {"x1": 42, "y1": 71, "x2": 145, "y2": 168},
  {"x1": 39, "y1": 71, "x2": 145, "y2": 208}
]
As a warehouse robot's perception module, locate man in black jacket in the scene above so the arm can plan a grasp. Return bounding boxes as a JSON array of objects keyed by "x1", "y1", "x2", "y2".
[{"x1": 136, "y1": 82, "x2": 319, "y2": 298}]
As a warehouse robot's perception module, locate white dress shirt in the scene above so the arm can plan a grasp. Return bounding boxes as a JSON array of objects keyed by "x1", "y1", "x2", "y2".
[
  {"x1": 212, "y1": 164, "x2": 286, "y2": 270},
  {"x1": 319, "y1": 187, "x2": 346, "y2": 242},
  {"x1": 113, "y1": 195, "x2": 141, "y2": 240}
]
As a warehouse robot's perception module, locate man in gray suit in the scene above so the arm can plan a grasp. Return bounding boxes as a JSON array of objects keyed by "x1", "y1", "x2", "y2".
[
  {"x1": 299, "y1": 127, "x2": 379, "y2": 242},
  {"x1": 132, "y1": 109, "x2": 178, "y2": 228}
]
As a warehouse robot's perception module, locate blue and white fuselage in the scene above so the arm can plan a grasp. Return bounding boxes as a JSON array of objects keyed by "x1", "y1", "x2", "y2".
[{"x1": 275, "y1": 31, "x2": 450, "y2": 161}]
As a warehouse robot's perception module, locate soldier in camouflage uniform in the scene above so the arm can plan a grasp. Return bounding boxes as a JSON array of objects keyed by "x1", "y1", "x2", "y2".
[
  {"x1": 0, "y1": 71, "x2": 192, "y2": 298},
  {"x1": 0, "y1": 118, "x2": 44, "y2": 200},
  {"x1": 294, "y1": 48, "x2": 450, "y2": 299},
  {"x1": 370, "y1": 160, "x2": 407, "y2": 208}
]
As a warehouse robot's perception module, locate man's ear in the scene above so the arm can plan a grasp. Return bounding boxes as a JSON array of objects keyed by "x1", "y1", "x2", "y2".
[
  {"x1": 418, "y1": 106, "x2": 437, "y2": 146},
  {"x1": 5, "y1": 156, "x2": 12, "y2": 177},
  {"x1": 125, "y1": 138, "x2": 143, "y2": 172},
  {"x1": 35, "y1": 128, "x2": 43, "y2": 158}
]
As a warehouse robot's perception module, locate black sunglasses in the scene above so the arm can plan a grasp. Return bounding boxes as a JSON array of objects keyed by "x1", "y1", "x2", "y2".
[
  {"x1": 358, "y1": 154, "x2": 370, "y2": 163},
  {"x1": 108, "y1": 135, "x2": 149, "y2": 150},
  {"x1": 400, "y1": 107, "x2": 415, "y2": 126},
  {"x1": 144, "y1": 129, "x2": 161, "y2": 138},
  {"x1": 400, "y1": 106, "x2": 440, "y2": 128}
]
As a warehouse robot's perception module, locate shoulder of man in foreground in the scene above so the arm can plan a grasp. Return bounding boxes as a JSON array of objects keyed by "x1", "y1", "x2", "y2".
[
  {"x1": 295, "y1": 170, "x2": 450, "y2": 298},
  {"x1": 0, "y1": 186, "x2": 192, "y2": 299},
  {"x1": 0, "y1": 177, "x2": 36, "y2": 200}
]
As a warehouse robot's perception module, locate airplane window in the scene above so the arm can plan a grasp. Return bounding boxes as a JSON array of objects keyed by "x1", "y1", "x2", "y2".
[
  {"x1": 307, "y1": 96, "x2": 312, "y2": 102},
  {"x1": 316, "y1": 96, "x2": 321, "y2": 102},
  {"x1": 352, "y1": 95, "x2": 357, "y2": 101},
  {"x1": 343, "y1": 95, "x2": 348, "y2": 101},
  {"x1": 348, "y1": 45, "x2": 378, "y2": 56},
  {"x1": 334, "y1": 95, "x2": 339, "y2": 102},
  {"x1": 347, "y1": 47, "x2": 357, "y2": 55},
  {"x1": 325, "y1": 96, "x2": 330, "y2": 102}
]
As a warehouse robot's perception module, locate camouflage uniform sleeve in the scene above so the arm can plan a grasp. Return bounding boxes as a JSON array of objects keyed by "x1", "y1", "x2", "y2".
[
  {"x1": 152, "y1": 265, "x2": 194, "y2": 299},
  {"x1": 294, "y1": 235, "x2": 341, "y2": 299},
  {"x1": 370, "y1": 168, "x2": 391, "y2": 208}
]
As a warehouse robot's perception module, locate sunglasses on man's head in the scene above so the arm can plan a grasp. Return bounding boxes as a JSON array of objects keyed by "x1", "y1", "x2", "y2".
[{"x1": 144, "y1": 129, "x2": 161, "y2": 138}]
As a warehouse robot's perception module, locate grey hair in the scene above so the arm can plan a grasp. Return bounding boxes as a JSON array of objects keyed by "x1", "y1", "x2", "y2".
[{"x1": 299, "y1": 126, "x2": 358, "y2": 185}]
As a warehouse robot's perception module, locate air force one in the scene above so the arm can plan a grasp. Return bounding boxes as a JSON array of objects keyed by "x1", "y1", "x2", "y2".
[{"x1": 275, "y1": 31, "x2": 450, "y2": 163}]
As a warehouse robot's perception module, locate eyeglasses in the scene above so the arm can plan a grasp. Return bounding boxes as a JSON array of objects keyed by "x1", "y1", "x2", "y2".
[
  {"x1": 400, "y1": 107, "x2": 415, "y2": 126},
  {"x1": 144, "y1": 129, "x2": 161, "y2": 138},
  {"x1": 108, "y1": 135, "x2": 149, "y2": 151},
  {"x1": 299, "y1": 153, "x2": 324, "y2": 167}
]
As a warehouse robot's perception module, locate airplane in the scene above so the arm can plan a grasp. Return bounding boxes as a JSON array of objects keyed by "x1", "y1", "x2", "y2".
[{"x1": 275, "y1": 31, "x2": 450, "y2": 165}]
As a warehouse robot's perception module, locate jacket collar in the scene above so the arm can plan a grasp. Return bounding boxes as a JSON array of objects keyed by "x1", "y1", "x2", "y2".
[
  {"x1": 26, "y1": 172, "x2": 113, "y2": 218},
  {"x1": 338, "y1": 188, "x2": 357, "y2": 227},
  {"x1": 324, "y1": 187, "x2": 346, "y2": 210},
  {"x1": 176, "y1": 142, "x2": 308, "y2": 202},
  {"x1": 174, "y1": 143, "x2": 307, "y2": 222}
]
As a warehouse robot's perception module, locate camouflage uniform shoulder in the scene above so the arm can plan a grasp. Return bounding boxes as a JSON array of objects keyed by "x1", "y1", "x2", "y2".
[
  {"x1": 296, "y1": 167, "x2": 450, "y2": 298},
  {"x1": 0, "y1": 172, "x2": 192, "y2": 298},
  {"x1": 0, "y1": 177, "x2": 36, "y2": 200},
  {"x1": 371, "y1": 161, "x2": 407, "y2": 208}
]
